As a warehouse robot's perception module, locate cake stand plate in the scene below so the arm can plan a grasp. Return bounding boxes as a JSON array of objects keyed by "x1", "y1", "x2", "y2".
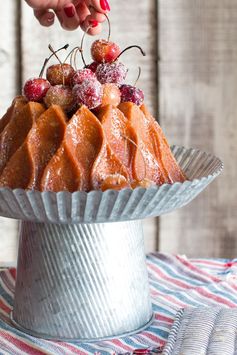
[{"x1": 0, "y1": 146, "x2": 223, "y2": 341}]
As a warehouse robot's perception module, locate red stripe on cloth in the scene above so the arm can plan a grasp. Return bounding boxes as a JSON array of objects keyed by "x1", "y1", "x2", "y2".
[
  {"x1": 0, "y1": 330, "x2": 46, "y2": 355},
  {"x1": 0, "y1": 298, "x2": 11, "y2": 314},
  {"x1": 111, "y1": 339, "x2": 134, "y2": 352},
  {"x1": 194, "y1": 287, "x2": 237, "y2": 307},
  {"x1": 58, "y1": 342, "x2": 88, "y2": 355},
  {"x1": 9, "y1": 269, "x2": 16, "y2": 281},
  {"x1": 176, "y1": 255, "x2": 221, "y2": 282},
  {"x1": 191, "y1": 259, "x2": 227, "y2": 267},
  {"x1": 156, "y1": 293, "x2": 186, "y2": 308},
  {"x1": 147, "y1": 262, "x2": 193, "y2": 290},
  {"x1": 141, "y1": 331, "x2": 164, "y2": 343},
  {"x1": 155, "y1": 314, "x2": 173, "y2": 323}
]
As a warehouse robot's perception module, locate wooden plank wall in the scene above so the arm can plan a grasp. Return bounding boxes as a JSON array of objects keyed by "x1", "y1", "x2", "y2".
[
  {"x1": 0, "y1": 0, "x2": 158, "y2": 264},
  {"x1": 158, "y1": 0, "x2": 237, "y2": 258},
  {"x1": 0, "y1": 1, "x2": 19, "y2": 265},
  {"x1": 1, "y1": 0, "x2": 237, "y2": 263}
]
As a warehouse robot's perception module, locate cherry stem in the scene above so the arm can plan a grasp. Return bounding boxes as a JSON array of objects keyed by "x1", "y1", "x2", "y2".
[
  {"x1": 105, "y1": 13, "x2": 111, "y2": 41},
  {"x1": 134, "y1": 66, "x2": 141, "y2": 86},
  {"x1": 73, "y1": 47, "x2": 81, "y2": 70},
  {"x1": 48, "y1": 44, "x2": 69, "y2": 85},
  {"x1": 80, "y1": 26, "x2": 93, "y2": 67},
  {"x1": 48, "y1": 44, "x2": 63, "y2": 64},
  {"x1": 39, "y1": 44, "x2": 69, "y2": 78},
  {"x1": 63, "y1": 46, "x2": 81, "y2": 67},
  {"x1": 115, "y1": 45, "x2": 146, "y2": 62}
]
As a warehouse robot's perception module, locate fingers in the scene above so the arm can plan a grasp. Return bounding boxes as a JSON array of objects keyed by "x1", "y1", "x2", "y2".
[
  {"x1": 81, "y1": 18, "x2": 102, "y2": 36},
  {"x1": 34, "y1": 9, "x2": 55, "y2": 27},
  {"x1": 87, "y1": 0, "x2": 110, "y2": 12},
  {"x1": 55, "y1": 3, "x2": 81, "y2": 31},
  {"x1": 75, "y1": 1, "x2": 91, "y2": 23},
  {"x1": 29, "y1": 0, "x2": 110, "y2": 33}
]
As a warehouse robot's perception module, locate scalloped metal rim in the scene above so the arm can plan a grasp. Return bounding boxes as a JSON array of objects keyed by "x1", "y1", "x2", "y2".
[
  {"x1": 0, "y1": 146, "x2": 224, "y2": 223},
  {"x1": 0, "y1": 146, "x2": 224, "y2": 196}
]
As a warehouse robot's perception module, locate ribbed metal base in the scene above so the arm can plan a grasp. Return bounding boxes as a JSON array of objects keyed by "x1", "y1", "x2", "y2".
[
  {"x1": 12, "y1": 220, "x2": 152, "y2": 341},
  {"x1": 10, "y1": 312, "x2": 155, "y2": 343}
]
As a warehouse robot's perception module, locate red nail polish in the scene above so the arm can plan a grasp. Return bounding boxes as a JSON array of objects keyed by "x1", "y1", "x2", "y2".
[
  {"x1": 100, "y1": 0, "x2": 110, "y2": 11},
  {"x1": 105, "y1": 0, "x2": 110, "y2": 11},
  {"x1": 89, "y1": 20, "x2": 98, "y2": 28},
  {"x1": 64, "y1": 5, "x2": 75, "y2": 18}
]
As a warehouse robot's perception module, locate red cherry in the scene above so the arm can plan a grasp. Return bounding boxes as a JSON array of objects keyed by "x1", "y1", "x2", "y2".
[
  {"x1": 73, "y1": 79, "x2": 103, "y2": 110},
  {"x1": 96, "y1": 62, "x2": 128, "y2": 85},
  {"x1": 72, "y1": 69, "x2": 96, "y2": 86},
  {"x1": 91, "y1": 39, "x2": 121, "y2": 63},
  {"x1": 23, "y1": 78, "x2": 50, "y2": 102},
  {"x1": 120, "y1": 84, "x2": 144, "y2": 106},
  {"x1": 46, "y1": 63, "x2": 75, "y2": 86},
  {"x1": 44, "y1": 85, "x2": 75, "y2": 112},
  {"x1": 86, "y1": 61, "x2": 99, "y2": 73}
]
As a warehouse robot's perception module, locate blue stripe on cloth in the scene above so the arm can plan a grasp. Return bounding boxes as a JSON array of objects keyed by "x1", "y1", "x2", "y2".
[
  {"x1": 147, "y1": 256, "x2": 207, "y2": 286},
  {"x1": 0, "y1": 283, "x2": 13, "y2": 308},
  {"x1": 0, "y1": 254, "x2": 237, "y2": 354}
]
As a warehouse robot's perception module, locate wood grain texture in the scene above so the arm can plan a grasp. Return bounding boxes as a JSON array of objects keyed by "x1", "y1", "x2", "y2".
[
  {"x1": 0, "y1": 1, "x2": 20, "y2": 265},
  {"x1": 158, "y1": 0, "x2": 237, "y2": 257},
  {"x1": 0, "y1": 1, "x2": 19, "y2": 115}
]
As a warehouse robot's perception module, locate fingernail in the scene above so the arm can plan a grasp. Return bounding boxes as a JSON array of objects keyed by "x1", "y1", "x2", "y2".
[
  {"x1": 105, "y1": 0, "x2": 110, "y2": 11},
  {"x1": 64, "y1": 5, "x2": 75, "y2": 18},
  {"x1": 47, "y1": 13, "x2": 54, "y2": 23},
  {"x1": 89, "y1": 20, "x2": 98, "y2": 28},
  {"x1": 100, "y1": 0, "x2": 110, "y2": 11}
]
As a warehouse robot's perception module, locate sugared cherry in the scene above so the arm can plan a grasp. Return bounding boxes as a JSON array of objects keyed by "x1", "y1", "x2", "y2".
[
  {"x1": 100, "y1": 83, "x2": 121, "y2": 107},
  {"x1": 101, "y1": 174, "x2": 130, "y2": 191},
  {"x1": 72, "y1": 69, "x2": 96, "y2": 86},
  {"x1": 44, "y1": 85, "x2": 75, "y2": 112},
  {"x1": 120, "y1": 84, "x2": 144, "y2": 106},
  {"x1": 73, "y1": 79, "x2": 103, "y2": 109},
  {"x1": 96, "y1": 62, "x2": 127, "y2": 85},
  {"x1": 91, "y1": 39, "x2": 121, "y2": 63},
  {"x1": 46, "y1": 63, "x2": 75, "y2": 86},
  {"x1": 86, "y1": 62, "x2": 99, "y2": 73},
  {"x1": 23, "y1": 78, "x2": 50, "y2": 102}
]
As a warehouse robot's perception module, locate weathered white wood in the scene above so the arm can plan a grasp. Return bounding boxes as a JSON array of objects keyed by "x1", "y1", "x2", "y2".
[
  {"x1": 0, "y1": 218, "x2": 18, "y2": 267},
  {"x1": 0, "y1": 1, "x2": 19, "y2": 265},
  {"x1": 158, "y1": 0, "x2": 237, "y2": 258},
  {"x1": 21, "y1": 0, "x2": 159, "y2": 252}
]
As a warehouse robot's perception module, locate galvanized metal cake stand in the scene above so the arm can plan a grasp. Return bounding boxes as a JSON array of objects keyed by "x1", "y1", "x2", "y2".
[{"x1": 0, "y1": 146, "x2": 223, "y2": 342}]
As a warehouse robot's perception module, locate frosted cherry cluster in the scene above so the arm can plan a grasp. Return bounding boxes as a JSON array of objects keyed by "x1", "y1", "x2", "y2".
[{"x1": 23, "y1": 30, "x2": 145, "y2": 112}]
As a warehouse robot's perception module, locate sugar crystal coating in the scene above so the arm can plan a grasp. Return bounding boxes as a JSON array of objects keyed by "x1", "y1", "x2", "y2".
[
  {"x1": 120, "y1": 84, "x2": 144, "y2": 106},
  {"x1": 23, "y1": 78, "x2": 50, "y2": 102},
  {"x1": 96, "y1": 62, "x2": 128, "y2": 85},
  {"x1": 46, "y1": 64, "x2": 75, "y2": 86},
  {"x1": 72, "y1": 69, "x2": 96, "y2": 86},
  {"x1": 44, "y1": 85, "x2": 75, "y2": 112},
  {"x1": 73, "y1": 79, "x2": 103, "y2": 109}
]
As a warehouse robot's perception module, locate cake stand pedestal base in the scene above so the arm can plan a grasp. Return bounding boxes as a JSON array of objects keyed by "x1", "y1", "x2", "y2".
[{"x1": 11, "y1": 220, "x2": 153, "y2": 341}]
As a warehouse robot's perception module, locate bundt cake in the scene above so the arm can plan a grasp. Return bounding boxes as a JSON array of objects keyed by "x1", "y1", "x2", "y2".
[{"x1": 0, "y1": 96, "x2": 185, "y2": 192}]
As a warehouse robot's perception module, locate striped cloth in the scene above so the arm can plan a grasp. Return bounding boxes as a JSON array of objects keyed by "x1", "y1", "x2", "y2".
[
  {"x1": 0, "y1": 253, "x2": 237, "y2": 355},
  {"x1": 163, "y1": 307, "x2": 237, "y2": 355}
]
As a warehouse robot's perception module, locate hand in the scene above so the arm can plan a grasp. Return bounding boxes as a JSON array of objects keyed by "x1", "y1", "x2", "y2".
[{"x1": 25, "y1": 0, "x2": 110, "y2": 34}]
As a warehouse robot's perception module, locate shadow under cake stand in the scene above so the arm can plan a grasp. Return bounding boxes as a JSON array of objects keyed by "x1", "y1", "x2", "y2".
[{"x1": 0, "y1": 146, "x2": 223, "y2": 342}]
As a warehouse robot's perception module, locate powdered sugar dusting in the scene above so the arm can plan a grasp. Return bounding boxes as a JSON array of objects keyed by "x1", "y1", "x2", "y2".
[
  {"x1": 96, "y1": 62, "x2": 128, "y2": 85},
  {"x1": 73, "y1": 79, "x2": 103, "y2": 109}
]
